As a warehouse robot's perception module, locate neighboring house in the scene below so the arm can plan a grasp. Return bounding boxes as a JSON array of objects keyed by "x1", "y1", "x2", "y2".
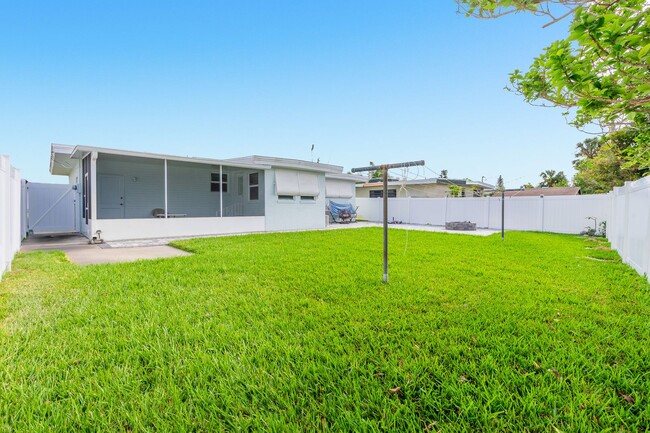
[
  {"x1": 356, "y1": 178, "x2": 495, "y2": 198},
  {"x1": 503, "y1": 187, "x2": 581, "y2": 197},
  {"x1": 48, "y1": 144, "x2": 363, "y2": 241}
]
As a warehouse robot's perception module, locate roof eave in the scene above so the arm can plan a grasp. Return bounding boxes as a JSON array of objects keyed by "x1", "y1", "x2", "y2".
[
  {"x1": 68, "y1": 145, "x2": 271, "y2": 170},
  {"x1": 228, "y1": 155, "x2": 343, "y2": 174},
  {"x1": 325, "y1": 173, "x2": 367, "y2": 182}
]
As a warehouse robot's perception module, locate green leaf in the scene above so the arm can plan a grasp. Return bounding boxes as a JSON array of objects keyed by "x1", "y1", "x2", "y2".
[{"x1": 639, "y1": 43, "x2": 650, "y2": 59}]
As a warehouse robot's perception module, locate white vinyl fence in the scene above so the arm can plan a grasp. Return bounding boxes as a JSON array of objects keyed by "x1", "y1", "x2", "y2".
[
  {"x1": 608, "y1": 177, "x2": 650, "y2": 279},
  {"x1": 357, "y1": 176, "x2": 650, "y2": 281},
  {"x1": 0, "y1": 155, "x2": 22, "y2": 281},
  {"x1": 356, "y1": 194, "x2": 611, "y2": 234}
]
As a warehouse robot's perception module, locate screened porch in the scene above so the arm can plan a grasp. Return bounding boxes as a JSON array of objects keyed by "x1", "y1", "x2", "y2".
[{"x1": 95, "y1": 153, "x2": 265, "y2": 220}]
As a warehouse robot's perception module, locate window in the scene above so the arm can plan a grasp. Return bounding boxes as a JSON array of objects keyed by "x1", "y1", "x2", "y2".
[
  {"x1": 211, "y1": 173, "x2": 228, "y2": 192},
  {"x1": 278, "y1": 195, "x2": 294, "y2": 200},
  {"x1": 300, "y1": 196, "x2": 315, "y2": 201},
  {"x1": 369, "y1": 189, "x2": 396, "y2": 198},
  {"x1": 249, "y1": 172, "x2": 259, "y2": 200}
]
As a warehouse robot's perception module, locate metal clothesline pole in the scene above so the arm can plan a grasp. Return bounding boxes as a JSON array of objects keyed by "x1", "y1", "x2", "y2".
[{"x1": 352, "y1": 160, "x2": 425, "y2": 283}]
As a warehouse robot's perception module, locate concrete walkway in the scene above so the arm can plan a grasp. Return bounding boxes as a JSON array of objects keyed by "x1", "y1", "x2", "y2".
[{"x1": 20, "y1": 234, "x2": 191, "y2": 265}]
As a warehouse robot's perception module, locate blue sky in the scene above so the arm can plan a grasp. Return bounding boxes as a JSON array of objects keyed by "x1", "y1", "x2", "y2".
[{"x1": 0, "y1": 1, "x2": 588, "y2": 187}]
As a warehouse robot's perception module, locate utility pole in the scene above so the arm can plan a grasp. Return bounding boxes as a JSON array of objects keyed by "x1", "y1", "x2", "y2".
[{"x1": 352, "y1": 160, "x2": 425, "y2": 283}]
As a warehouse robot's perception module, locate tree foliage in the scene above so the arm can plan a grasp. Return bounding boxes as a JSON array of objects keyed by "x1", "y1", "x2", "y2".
[
  {"x1": 510, "y1": 1, "x2": 649, "y2": 129},
  {"x1": 456, "y1": 0, "x2": 650, "y2": 168},
  {"x1": 538, "y1": 169, "x2": 569, "y2": 187},
  {"x1": 573, "y1": 129, "x2": 647, "y2": 193},
  {"x1": 496, "y1": 175, "x2": 505, "y2": 191},
  {"x1": 367, "y1": 161, "x2": 384, "y2": 179},
  {"x1": 448, "y1": 184, "x2": 463, "y2": 197}
]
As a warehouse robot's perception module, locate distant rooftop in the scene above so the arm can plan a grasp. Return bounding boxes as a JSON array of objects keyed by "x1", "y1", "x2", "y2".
[
  {"x1": 358, "y1": 177, "x2": 495, "y2": 189},
  {"x1": 503, "y1": 187, "x2": 581, "y2": 197}
]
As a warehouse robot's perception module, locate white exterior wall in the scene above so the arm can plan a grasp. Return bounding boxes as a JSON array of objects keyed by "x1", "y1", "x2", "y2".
[
  {"x1": 94, "y1": 216, "x2": 265, "y2": 241},
  {"x1": 1, "y1": 156, "x2": 22, "y2": 281},
  {"x1": 264, "y1": 169, "x2": 328, "y2": 232}
]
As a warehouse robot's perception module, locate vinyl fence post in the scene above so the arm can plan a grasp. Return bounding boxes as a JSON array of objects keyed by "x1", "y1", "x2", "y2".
[
  {"x1": 0, "y1": 157, "x2": 6, "y2": 277},
  {"x1": 444, "y1": 195, "x2": 448, "y2": 226},
  {"x1": 382, "y1": 168, "x2": 388, "y2": 283},
  {"x1": 622, "y1": 181, "x2": 631, "y2": 265},
  {"x1": 501, "y1": 190, "x2": 505, "y2": 240},
  {"x1": 607, "y1": 191, "x2": 615, "y2": 246},
  {"x1": 408, "y1": 195, "x2": 411, "y2": 224},
  {"x1": 540, "y1": 195, "x2": 545, "y2": 232},
  {"x1": 643, "y1": 181, "x2": 650, "y2": 280}
]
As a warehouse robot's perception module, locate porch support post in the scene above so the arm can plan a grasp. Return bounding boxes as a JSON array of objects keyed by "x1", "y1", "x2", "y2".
[
  {"x1": 90, "y1": 152, "x2": 98, "y2": 238},
  {"x1": 164, "y1": 159, "x2": 168, "y2": 218},
  {"x1": 219, "y1": 164, "x2": 223, "y2": 218}
]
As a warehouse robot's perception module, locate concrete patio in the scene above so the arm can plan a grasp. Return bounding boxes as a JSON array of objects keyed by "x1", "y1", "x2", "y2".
[{"x1": 20, "y1": 234, "x2": 191, "y2": 265}]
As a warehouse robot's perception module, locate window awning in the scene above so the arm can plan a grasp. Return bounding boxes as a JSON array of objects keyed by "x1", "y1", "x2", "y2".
[
  {"x1": 275, "y1": 169, "x2": 320, "y2": 196},
  {"x1": 325, "y1": 179, "x2": 354, "y2": 198}
]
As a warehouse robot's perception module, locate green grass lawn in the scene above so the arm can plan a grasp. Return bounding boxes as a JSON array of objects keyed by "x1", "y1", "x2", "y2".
[{"x1": 1, "y1": 229, "x2": 648, "y2": 432}]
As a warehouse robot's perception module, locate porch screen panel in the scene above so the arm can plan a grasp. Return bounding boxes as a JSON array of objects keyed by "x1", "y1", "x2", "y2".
[
  {"x1": 326, "y1": 179, "x2": 353, "y2": 198},
  {"x1": 82, "y1": 154, "x2": 91, "y2": 223}
]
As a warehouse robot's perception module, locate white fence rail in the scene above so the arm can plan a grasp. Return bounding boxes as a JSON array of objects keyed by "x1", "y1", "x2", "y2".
[
  {"x1": 357, "y1": 177, "x2": 650, "y2": 281},
  {"x1": 0, "y1": 155, "x2": 22, "y2": 281}
]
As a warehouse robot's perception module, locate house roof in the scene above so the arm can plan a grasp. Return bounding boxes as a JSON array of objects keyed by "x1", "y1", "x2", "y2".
[
  {"x1": 53, "y1": 144, "x2": 338, "y2": 176},
  {"x1": 224, "y1": 156, "x2": 365, "y2": 181},
  {"x1": 50, "y1": 144, "x2": 273, "y2": 176},
  {"x1": 49, "y1": 144, "x2": 363, "y2": 181},
  {"x1": 356, "y1": 177, "x2": 495, "y2": 189},
  {"x1": 225, "y1": 155, "x2": 344, "y2": 174},
  {"x1": 502, "y1": 187, "x2": 581, "y2": 197}
]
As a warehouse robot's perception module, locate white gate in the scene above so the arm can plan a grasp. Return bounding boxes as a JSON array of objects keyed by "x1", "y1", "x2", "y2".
[{"x1": 24, "y1": 182, "x2": 78, "y2": 235}]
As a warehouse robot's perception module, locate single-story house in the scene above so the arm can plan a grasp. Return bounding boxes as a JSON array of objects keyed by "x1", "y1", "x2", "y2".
[
  {"x1": 49, "y1": 144, "x2": 363, "y2": 241},
  {"x1": 502, "y1": 187, "x2": 581, "y2": 197},
  {"x1": 356, "y1": 178, "x2": 495, "y2": 198}
]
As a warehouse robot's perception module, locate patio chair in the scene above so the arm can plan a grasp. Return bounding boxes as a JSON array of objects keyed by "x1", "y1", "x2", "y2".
[{"x1": 152, "y1": 208, "x2": 165, "y2": 218}]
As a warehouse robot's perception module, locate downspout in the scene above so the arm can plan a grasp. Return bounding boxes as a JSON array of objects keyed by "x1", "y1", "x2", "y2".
[{"x1": 219, "y1": 164, "x2": 223, "y2": 218}]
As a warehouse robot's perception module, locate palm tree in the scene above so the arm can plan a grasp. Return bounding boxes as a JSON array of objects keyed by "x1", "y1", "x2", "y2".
[{"x1": 538, "y1": 170, "x2": 569, "y2": 188}]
